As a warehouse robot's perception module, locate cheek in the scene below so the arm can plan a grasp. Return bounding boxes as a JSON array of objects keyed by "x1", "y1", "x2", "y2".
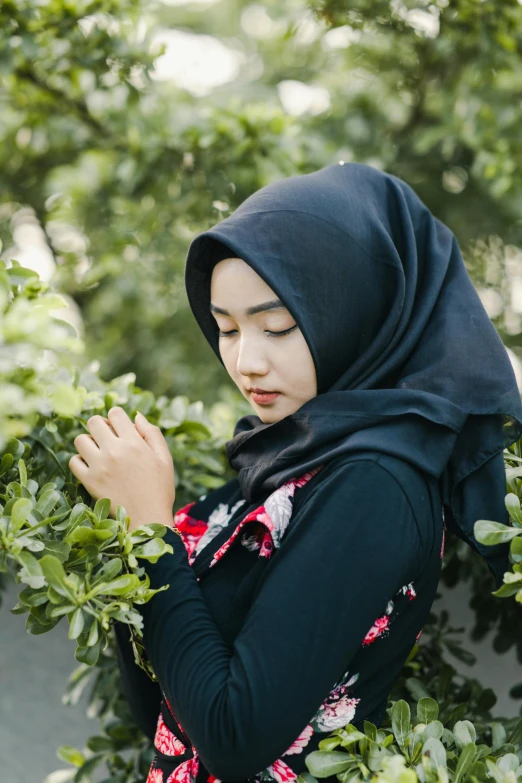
[
  {"x1": 283, "y1": 341, "x2": 316, "y2": 387},
  {"x1": 219, "y1": 342, "x2": 240, "y2": 377}
]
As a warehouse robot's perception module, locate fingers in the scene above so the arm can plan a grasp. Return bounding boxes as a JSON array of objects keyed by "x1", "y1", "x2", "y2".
[
  {"x1": 68, "y1": 452, "x2": 89, "y2": 479},
  {"x1": 73, "y1": 433, "x2": 100, "y2": 466},
  {"x1": 86, "y1": 415, "x2": 115, "y2": 449},
  {"x1": 106, "y1": 407, "x2": 143, "y2": 441}
]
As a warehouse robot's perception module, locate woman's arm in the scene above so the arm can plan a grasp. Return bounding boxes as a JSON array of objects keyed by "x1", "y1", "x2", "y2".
[
  {"x1": 113, "y1": 620, "x2": 162, "y2": 741},
  {"x1": 139, "y1": 459, "x2": 432, "y2": 780}
]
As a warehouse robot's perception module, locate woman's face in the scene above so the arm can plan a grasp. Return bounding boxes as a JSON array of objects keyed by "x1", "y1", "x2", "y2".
[{"x1": 210, "y1": 257, "x2": 317, "y2": 423}]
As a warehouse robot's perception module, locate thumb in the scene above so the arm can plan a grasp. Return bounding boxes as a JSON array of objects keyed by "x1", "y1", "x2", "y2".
[{"x1": 135, "y1": 412, "x2": 169, "y2": 457}]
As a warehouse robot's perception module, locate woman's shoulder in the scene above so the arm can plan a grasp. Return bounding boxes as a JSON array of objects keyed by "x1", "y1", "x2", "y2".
[
  {"x1": 298, "y1": 451, "x2": 439, "y2": 513},
  {"x1": 291, "y1": 451, "x2": 443, "y2": 557}
]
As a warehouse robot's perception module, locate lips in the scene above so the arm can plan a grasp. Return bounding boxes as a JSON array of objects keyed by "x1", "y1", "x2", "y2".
[
  {"x1": 250, "y1": 390, "x2": 281, "y2": 404},
  {"x1": 249, "y1": 388, "x2": 278, "y2": 394}
]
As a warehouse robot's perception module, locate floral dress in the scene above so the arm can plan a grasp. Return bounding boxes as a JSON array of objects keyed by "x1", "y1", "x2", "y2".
[{"x1": 115, "y1": 454, "x2": 445, "y2": 783}]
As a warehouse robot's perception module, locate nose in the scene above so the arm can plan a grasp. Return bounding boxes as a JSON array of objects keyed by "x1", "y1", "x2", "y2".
[{"x1": 236, "y1": 333, "x2": 270, "y2": 378}]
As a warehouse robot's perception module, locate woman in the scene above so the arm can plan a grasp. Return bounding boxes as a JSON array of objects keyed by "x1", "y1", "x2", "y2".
[{"x1": 106, "y1": 162, "x2": 522, "y2": 783}]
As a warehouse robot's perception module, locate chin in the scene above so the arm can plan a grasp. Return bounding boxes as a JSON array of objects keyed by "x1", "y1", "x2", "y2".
[{"x1": 257, "y1": 405, "x2": 292, "y2": 425}]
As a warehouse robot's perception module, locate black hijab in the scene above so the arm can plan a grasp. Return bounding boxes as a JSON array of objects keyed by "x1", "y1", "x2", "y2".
[{"x1": 184, "y1": 162, "x2": 522, "y2": 588}]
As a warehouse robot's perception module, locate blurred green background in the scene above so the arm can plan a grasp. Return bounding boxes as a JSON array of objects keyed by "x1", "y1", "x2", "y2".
[{"x1": 2, "y1": 0, "x2": 522, "y2": 409}]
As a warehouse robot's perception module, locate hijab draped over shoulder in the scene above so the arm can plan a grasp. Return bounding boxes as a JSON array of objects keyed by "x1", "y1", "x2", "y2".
[{"x1": 184, "y1": 162, "x2": 522, "y2": 588}]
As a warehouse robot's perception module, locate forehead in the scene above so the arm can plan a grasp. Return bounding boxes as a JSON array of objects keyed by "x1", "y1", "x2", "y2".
[{"x1": 211, "y1": 257, "x2": 282, "y2": 299}]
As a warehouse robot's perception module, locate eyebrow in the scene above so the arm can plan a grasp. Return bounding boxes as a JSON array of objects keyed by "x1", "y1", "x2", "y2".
[{"x1": 209, "y1": 298, "x2": 288, "y2": 317}]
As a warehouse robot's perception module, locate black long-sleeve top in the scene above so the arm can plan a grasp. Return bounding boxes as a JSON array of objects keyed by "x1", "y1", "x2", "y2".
[{"x1": 114, "y1": 451, "x2": 444, "y2": 783}]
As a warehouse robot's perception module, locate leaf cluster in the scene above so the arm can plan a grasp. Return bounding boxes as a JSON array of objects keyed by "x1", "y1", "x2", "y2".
[{"x1": 300, "y1": 698, "x2": 522, "y2": 783}]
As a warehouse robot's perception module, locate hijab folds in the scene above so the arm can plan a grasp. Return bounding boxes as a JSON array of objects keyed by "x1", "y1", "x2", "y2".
[{"x1": 184, "y1": 162, "x2": 522, "y2": 588}]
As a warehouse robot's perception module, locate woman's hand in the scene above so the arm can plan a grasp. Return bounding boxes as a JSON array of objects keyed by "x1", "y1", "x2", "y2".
[{"x1": 69, "y1": 406, "x2": 176, "y2": 533}]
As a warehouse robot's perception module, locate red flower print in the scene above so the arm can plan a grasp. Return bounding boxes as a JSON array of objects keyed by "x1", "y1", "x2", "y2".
[
  {"x1": 147, "y1": 767, "x2": 163, "y2": 783},
  {"x1": 208, "y1": 466, "x2": 325, "y2": 569},
  {"x1": 397, "y1": 582, "x2": 417, "y2": 601},
  {"x1": 362, "y1": 614, "x2": 390, "y2": 646},
  {"x1": 164, "y1": 697, "x2": 190, "y2": 745},
  {"x1": 267, "y1": 759, "x2": 298, "y2": 782},
  {"x1": 174, "y1": 503, "x2": 209, "y2": 561},
  {"x1": 282, "y1": 723, "x2": 314, "y2": 755},
  {"x1": 207, "y1": 776, "x2": 221, "y2": 783},
  {"x1": 154, "y1": 713, "x2": 186, "y2": 756},
  {"x1": 311, "y1": 669, "x2": 360, "y2": 732},
  {"x1": 440, "y1": 525, "x2": 446, "y2": 559},
  {"x1": 416, "y1": 629, "x2": 423, "y2": 641},
  {"x1": 166, "y1": 756, "x2": 199, "y2": 783},
  {"x1": 259, "y1": 531, "x2": 274, "y2": 558}
]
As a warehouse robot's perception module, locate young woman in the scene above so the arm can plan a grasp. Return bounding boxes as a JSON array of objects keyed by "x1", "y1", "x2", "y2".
[{"x1": 103, "y1": 162, "x2": 522, "y2": 783}]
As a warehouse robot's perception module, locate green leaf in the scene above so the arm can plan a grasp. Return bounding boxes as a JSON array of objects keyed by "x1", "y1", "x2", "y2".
[
  {"x1": 454, "y1": 720, "x2": 477, "y2": 751},
  {"x1": 86, "y1": 619, "x2": 99, "y2": 647},
  {"x1": 49, "y1": 384, "x2": 83, "y2": 417},
  {"x1": 10, "y1": 601, "x2": 29, "y2": 615},
  {"x1": 506, "y1": 493, "x2": 522, "y2": 525},
  {"x1": 4, "y1": 438, "x2": 25, "y2": 459},
  {"x1": 10, "y1": 497, "x2": 34, "y2": 532},
  {"x1": 56, "y1": 746, "x2": 85, "y2": 767},
  {"x1": 491, "y1": 722, "x2": 507, "y2": 750},
  {"x1": 492, "y1": 581, "x2": 521, "y2": 598},
  {"x1": 68, "y1": 608, "x2": 85, "y2": 640},
  {"x1": 75, "y1": 642, "x2": 101, "y2": 666},
  {"x1": 39, "y1": 555, "x2": 76, "y2": 600},
  {"x1": 422, "y1": 737, "x2": 447, "y2": 769},
  {"x1": 50, "y1": 604, "x2": 77, "y2": 618},
  {"x1": 90, "y1": 557, "x2": 123, "y2": 587},
  {"x1": 90, "y1": 573, "x2": 140, "y2": 596},
  {"x1": 133, "y1": 537, "x2": 172, "y2": 561},
  {"x1": 474, "y1": 518, "x2": 521, "y2": 546},
  {"x1": 74, "y1": 753, "x2": 105, "y2": 783},
  {"x1": 65, "y1": 526, "x2": 97, "y2": 546},
  {"x1": 510, "y1": 536, "x2": 522, "y2": 556},
  {"x1": 35, "y1": 489, "x2": 61, "y2": 517},
  {"x1": 26, "y1": 613, "x2": 60, "y2": 635},
  {"x1": 417, "y1": 697, "x2": 439, "y2": 724},
  {"x1": 497, "y1": 753, "x2": 520, "y2": 773},
  {"x1": 0, "y1": 452, "x2": 14, "y2": 476},
  {"x1": 391, "y1": 699, "x2": 411, "y2": 749},
  {"x1": 191, "y1": 473, "x2": 228, "y2": 489},
  {"x1": 405, "y1": 677, "x2": 431, "y2": 701},
  {"x1": 41, "y1": 540, "x2": 71, "y2": 562},
  {"x1": 317, "y1": 736, "x2": 341, "y2": 751},
  {"x1": 93, "y1": 498, "x2": 111, "y2": 521},
  {"x1": 454, "y1": 742, "x2": 477, "y2": 783},
  {"x1": 422, "y1": 721, "x2": 444, "y2": 742},
  {"x1": 86, "y1": 735, "x2": 113, "y2": 752},
  {"x1": 507, "y1": 716, "x2": 522, "y2": 746},
  {"x1": 304, "y1": 750, "x2": 353, "y2": 777},
  {"x1": 17, "y1": 550, "x2": 45, "y2": 589},
  {"x1": 18, "y1": 458, "x2": 27, "y2": 487}
]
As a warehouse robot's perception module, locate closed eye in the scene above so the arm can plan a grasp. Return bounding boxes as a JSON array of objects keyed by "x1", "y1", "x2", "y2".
[{"x1": 218, "y1": 325, "x2": 298, "y2": 338}]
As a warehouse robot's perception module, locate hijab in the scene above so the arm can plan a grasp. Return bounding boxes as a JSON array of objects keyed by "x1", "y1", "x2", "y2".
[{"x1": 184, "y1": 162, "x2": 522, "y2": 588}]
